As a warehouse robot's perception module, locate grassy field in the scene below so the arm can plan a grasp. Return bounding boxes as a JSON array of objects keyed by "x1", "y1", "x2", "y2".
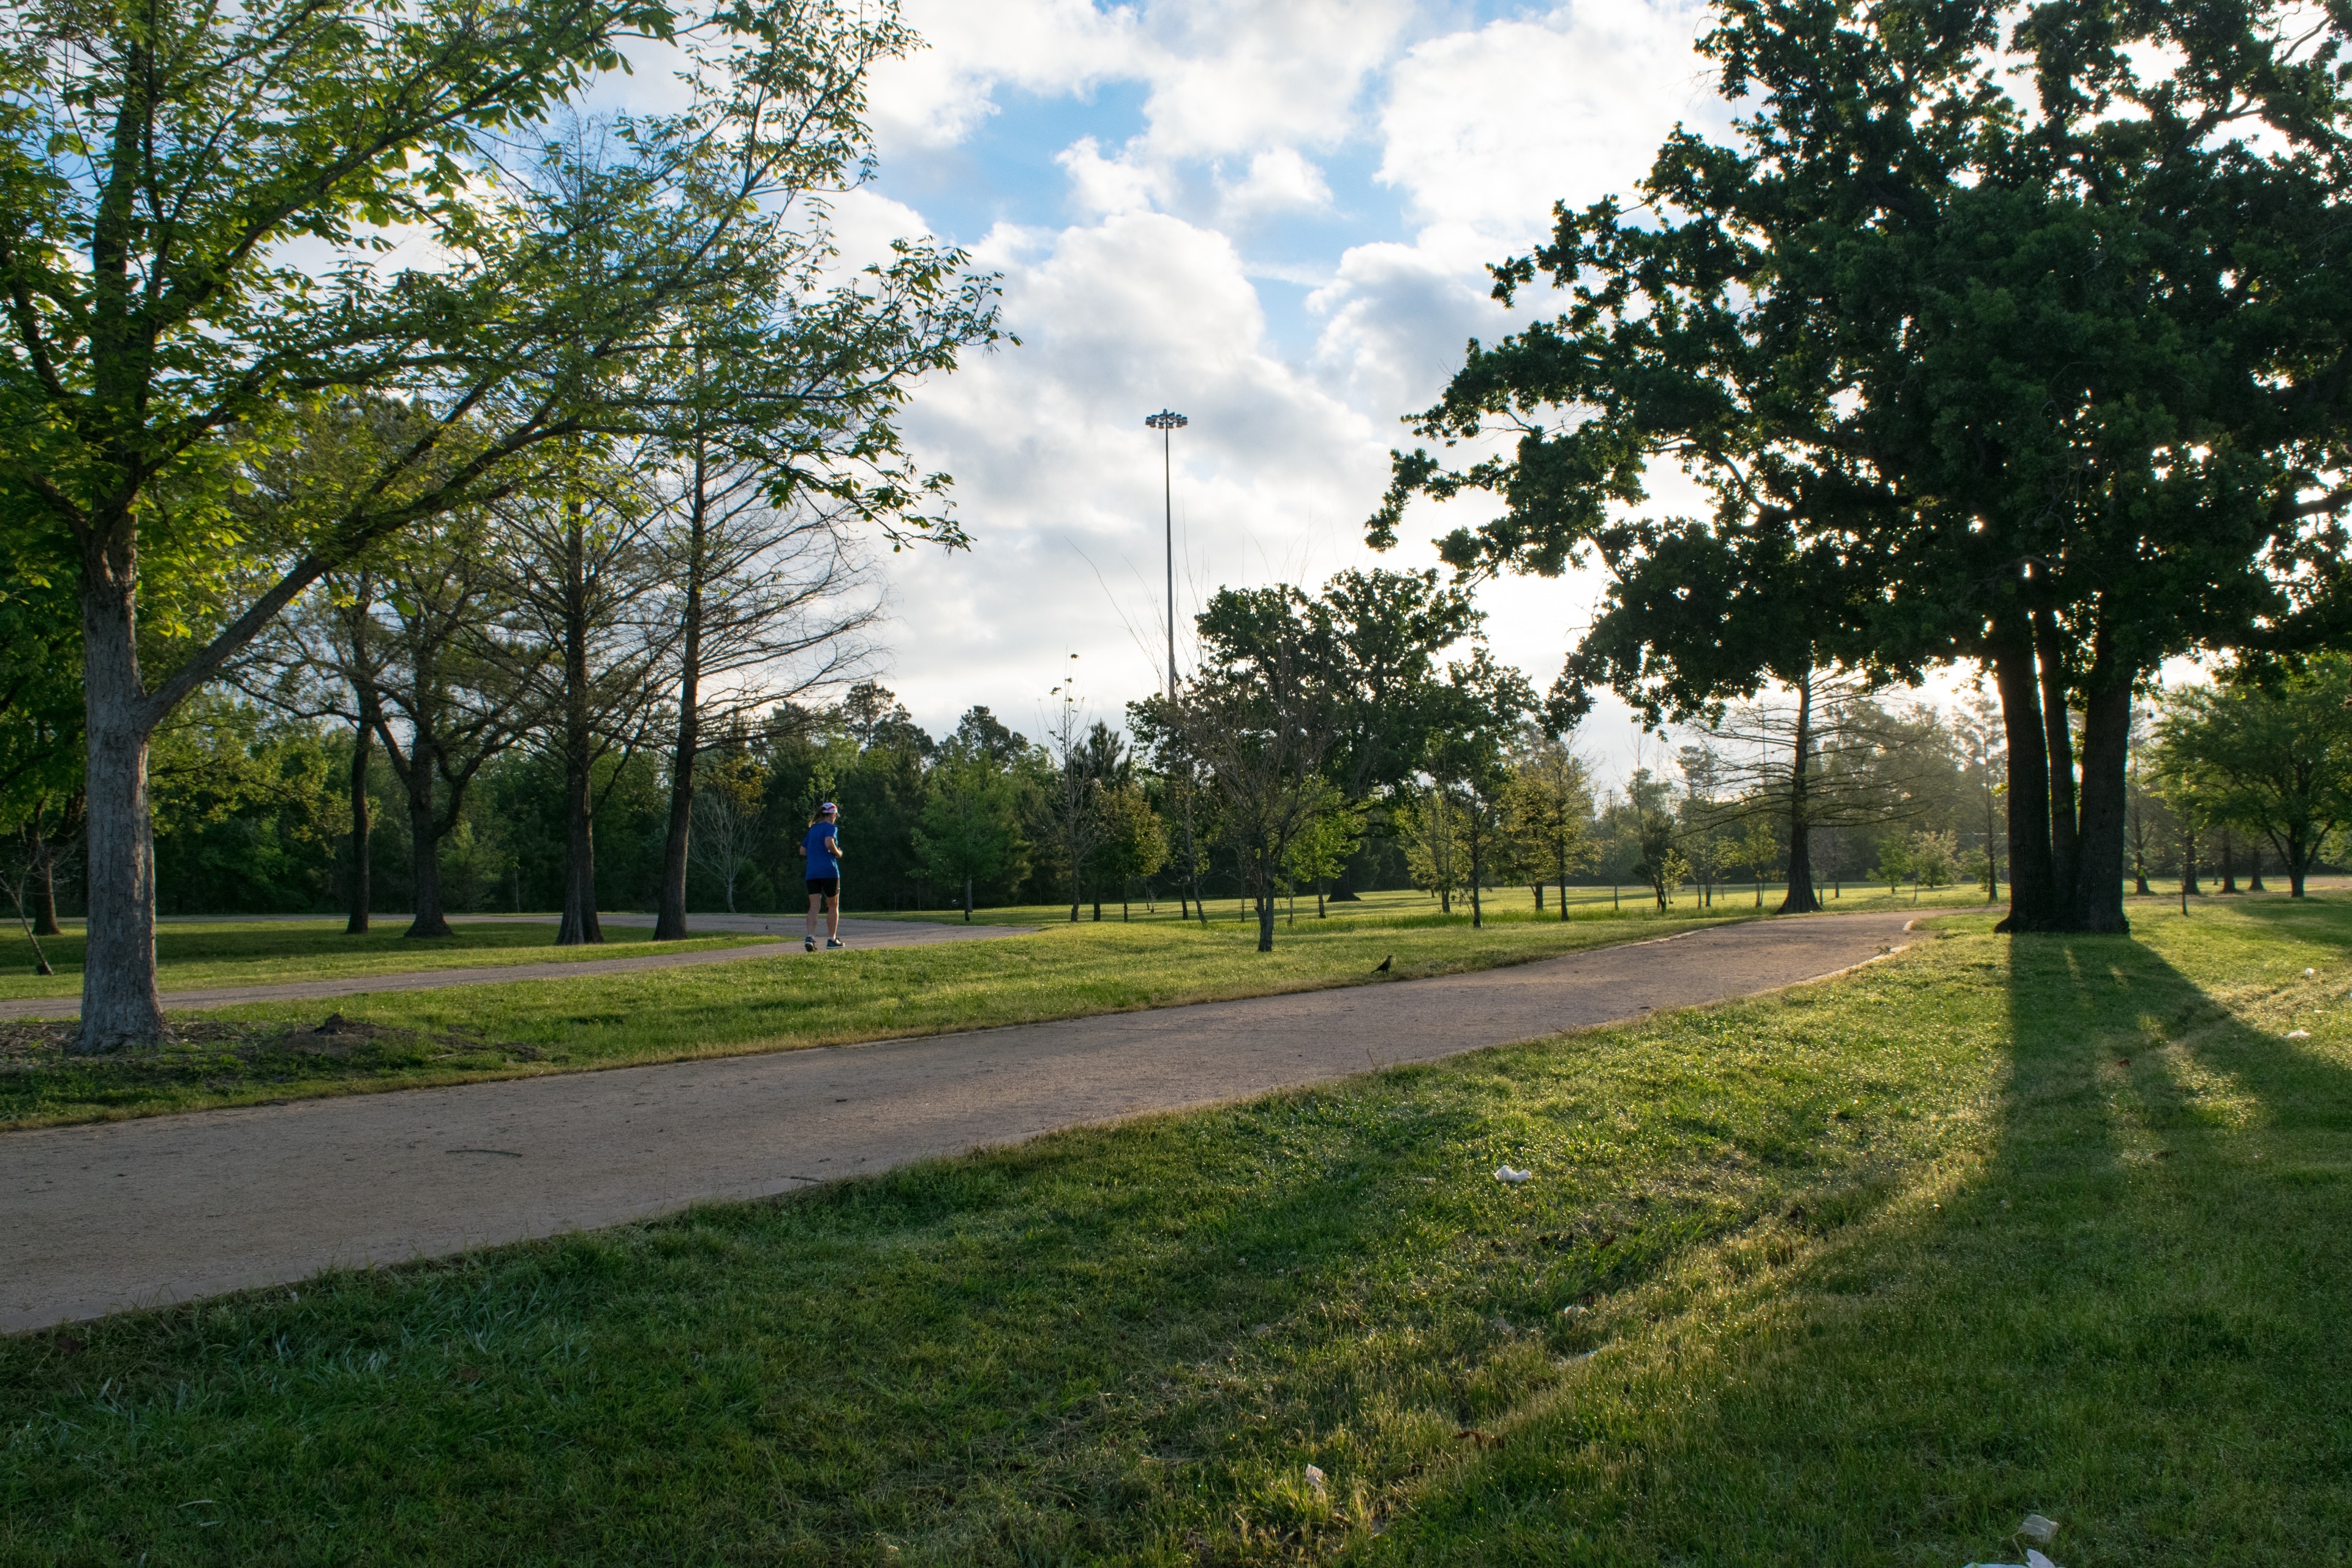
[
  {"x1": 873, "y1": 878, "x2": 1997, "y2": 927},
  {"x1": 3, "y1": 897, "x2": 2345, "y2": 1564},
  {"x1": 0, "y1": 921, "x2": 780, "y2": 1002},
  {"x1": 0, "y1": 905, "x2": 1736, "y2": 1129}
]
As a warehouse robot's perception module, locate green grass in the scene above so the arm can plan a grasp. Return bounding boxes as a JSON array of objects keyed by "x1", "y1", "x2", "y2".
[
  {"x1": 0, "y1": 906, "x2": 1735, "y2": 1129},
  {"x1": 0, "y1": 920, "x2": 779, "y2": 1002},
  {"x1": 872, "y1": 878, "x2": 1996, "y2": 928},
  {"x1": 4, "y1": 897, "x2": 2346, "y2": 1563}
]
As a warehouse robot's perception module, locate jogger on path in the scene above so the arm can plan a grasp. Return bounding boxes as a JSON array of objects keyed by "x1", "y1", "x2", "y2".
[{"x1": 800, "y1": 802, "x2": 845, "y2": 951}]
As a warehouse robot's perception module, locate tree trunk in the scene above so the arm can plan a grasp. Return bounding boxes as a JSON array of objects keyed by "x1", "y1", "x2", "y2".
[
  {"x1": 2035, "y1": 610, "x2": 2080, "y2": 924},
  {"x1": 1468, "y1": 835, "x2": 1483, "y2": 928},
  {"x1": 2218, "y1": 835, "x2": 2239, "y2": 894},
  {"x1": 2068, "y1": 669, "x2": 2132, "y2": 934},
  {"x1": 397, "y1": 717, "x2": 454, "y2": 939},
  {"x1": 1780, "y1": 676, "x2": 1821, "y2": 913},
  {"x1": 555, "y1": 503, "x2": 603, "y2": 948},
  {"x1": 2282, "y1": 830, "x2": 2310, "y2": 897},
  {"x1": 31, "y1": 846, "x2": 60, "y2": 937},
  {"x1": 655, "y1": 457, "x2": 708, "y2": 943},
  {"x1": 1256, "y1": 881, "x2": 1275, "y2": 952},
  {"x1": 557, "y1": 716, "x2": 601, "y2": 944},
  {"x1": 2248, "y1": 848, "x2": 2267, "y2": 892},
  {"x1": 1992, "y1": 625, "x2": 2057, "y2": 932},
  {"x1": 347, "y1": 720, "x2": 372, "y2": 934},
  {"x1": 76, "y1": 565, "x2": 165, "y2": 1053},
  {"x1": 964, "y1": 877, "x2": 973, "y2": 922}
]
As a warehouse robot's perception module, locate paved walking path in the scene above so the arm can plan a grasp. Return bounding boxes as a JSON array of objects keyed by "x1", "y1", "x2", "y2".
[
  {"x1": 0, "y1": 917, "x2": 1031, "y2": 1022},
  {"x1": 1, "y1": 910, "x2": 1919, "y2": 1332}
]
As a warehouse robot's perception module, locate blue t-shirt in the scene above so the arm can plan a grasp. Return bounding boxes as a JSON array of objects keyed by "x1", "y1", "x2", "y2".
[{"x1": 804, "y1": 821, "x2": 840, "y2": 877}]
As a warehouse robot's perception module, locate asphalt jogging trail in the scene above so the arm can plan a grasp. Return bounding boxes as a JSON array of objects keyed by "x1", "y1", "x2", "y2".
[{"x1": 1, "y1": 908, "x2": 1920, "y2": 1332}]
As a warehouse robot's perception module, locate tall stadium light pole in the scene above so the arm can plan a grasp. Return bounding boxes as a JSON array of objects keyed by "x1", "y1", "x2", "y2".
[
  {"x1": 1145, "y1": 410, "x2": 1188, "y2": 700},
  {"x1": 1144, "y1": 409, "x2": 1197, "y2": 923}
]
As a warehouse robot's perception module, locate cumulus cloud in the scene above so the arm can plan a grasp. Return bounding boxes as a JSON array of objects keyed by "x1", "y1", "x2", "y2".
[
  {"x1": 1378, "y1": 1, "x2": 1725, "y2": 260},
  {"x1": 867, "y1": 0, "x2": 1142, "y2": 153},
  {"x1": 817, "y1": 1, "x2": 1739, "y2": 760},
  {"x1": 1217, "y1": 147, "x2": 1335, "y2": 225}
]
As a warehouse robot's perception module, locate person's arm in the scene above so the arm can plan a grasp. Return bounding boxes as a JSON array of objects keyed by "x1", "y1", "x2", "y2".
[{"x1": 826, "y1": 830, "x2": 843, "y2": 863}]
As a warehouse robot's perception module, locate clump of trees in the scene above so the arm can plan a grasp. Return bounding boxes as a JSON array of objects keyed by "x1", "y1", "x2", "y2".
[
  {"x1": 0, "y1": 0, "x2": 1005, "y2": 1048},
  {"x1": 1372, "y1": 0, "x2": 2352, "y2": 936}
]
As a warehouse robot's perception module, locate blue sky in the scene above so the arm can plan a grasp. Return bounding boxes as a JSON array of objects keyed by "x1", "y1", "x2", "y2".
[{"x1": 799, "y1": 0, "x2": 1736, "y2": 769}]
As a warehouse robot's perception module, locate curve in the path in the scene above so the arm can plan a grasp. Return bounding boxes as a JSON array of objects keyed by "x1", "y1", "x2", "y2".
[
  {"x1": 0, "y1": 918, "x2": 1033, "y2": 1023},
  {"x1": 0, "y1": 909, "x2": 1920, "y2": 1332}
]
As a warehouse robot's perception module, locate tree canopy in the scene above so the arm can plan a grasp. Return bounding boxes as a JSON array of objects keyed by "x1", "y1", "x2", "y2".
[{"x1": 1371, "y1": 0, "x2": 2352, "y2": 933}]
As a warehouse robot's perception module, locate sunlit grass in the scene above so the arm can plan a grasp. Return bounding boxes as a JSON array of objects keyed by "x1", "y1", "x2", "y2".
[{"x1": 6, "y1": 899, "x2": 2346, "y2": 1562}]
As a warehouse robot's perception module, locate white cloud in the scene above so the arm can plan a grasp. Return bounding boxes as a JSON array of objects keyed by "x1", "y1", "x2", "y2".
[
  {"x1": 1131, "y1": 0, "x2": 1414, "y2": 160},
  {"x1": 1056, "y1": 136, "x2": 1169, "y2": 217},
  {"x1": 867, "y1": 0, "x2": 1144, "y2": 153},
  {"x1": 1217, "y1": 146, "x2": 1335, "y2": 224},
  {"x1": 834, "y1": 1, "x2": 1756, "y2": 777},
  {"x1": 1378, "y1": 2, "x2": 1723, "y2": 258}
]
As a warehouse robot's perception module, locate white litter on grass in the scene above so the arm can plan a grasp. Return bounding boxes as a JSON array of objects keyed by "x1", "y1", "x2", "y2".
[
  {"x1": 1493, "y1": 1166, "x2": 1534, "y2": 1183},
  {"x1": 1303, "y1": 1464, "x2": 1327, "y2": 1498},
  {"x1": 2308, "y1": 968, "x2": 2319, "y2": 978},
  {"x1": 2018, "y1": 1515, "x2": 2059, "y2": 1545},
  {"x1": 2288, "y1": 1029, "x2": 2312, "y2": 1039}
]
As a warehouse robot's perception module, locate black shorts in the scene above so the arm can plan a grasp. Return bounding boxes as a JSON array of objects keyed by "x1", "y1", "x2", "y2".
[{"x1": 805, "y1": 876, "x2": 840, "y2": 898}]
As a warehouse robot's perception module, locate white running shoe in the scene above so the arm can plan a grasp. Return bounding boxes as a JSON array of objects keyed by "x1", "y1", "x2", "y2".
[{"x1": 826, "y1": 938, "x2": 845, "y2": 949}]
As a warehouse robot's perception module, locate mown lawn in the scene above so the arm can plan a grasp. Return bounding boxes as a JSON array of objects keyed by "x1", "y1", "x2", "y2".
[
  {"x1": 871, "y1": 878, "x2": 1997, "y2": 928},
  {"x1": 3, "y1": 898, "x2": 2345, "y2": 1564},
  {"x1": 0, "y1": 920, "x2": 778, "y2": 1002},
  {"x1": 0, "y1": 907, "x2": 1733, "y2": 1129}
]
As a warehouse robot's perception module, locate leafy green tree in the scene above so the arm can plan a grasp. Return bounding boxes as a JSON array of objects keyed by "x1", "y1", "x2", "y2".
[
  {"x1": 1509, "y1": 736, "x2": 1594, "y2": 921},
  {"x1": 1908, "y1": 829, "x2": 1957, "y2": 900},
  {"x1": 1724, "y1": 813, "x2": 1779, "y2": 910},
  {"x1": 1283, "y1": 785, "x2": 1361, "y2": 919},
  {"x1": 1399, "y1": 785, "x2": 1466, "y2": 914},
  {"x1": 913, "y1": 741, "x2": 1028, "y2": 922},
  {"x1": 1867, "y1": 839, "x2": 1912, "y2": 899},
  {"x1": 1371, "y1": 0, "x2": 2352, "y2": 937},
  {"x1": 148, "y1": 696, "x2": 343, "y2": 914},
  {"x1": 2, "y1": 0, "x2": 1003, "y2": 1047},
  {"x1": 1087, "y1": 783, "x2": 1169, "y2": 922},
  {"x1": 1632, "y1": 808, "x2": 1686, "y2": 913},
  {"x1": 1424, "y1": 650, "x2": 1532, "y2": 929},
  {"x1": 1163, "y1": 631, "x2": 1338, "y2": 952},
  {"x1": 2158, "y1": 658, "x2": 2352, "y2": 897}
]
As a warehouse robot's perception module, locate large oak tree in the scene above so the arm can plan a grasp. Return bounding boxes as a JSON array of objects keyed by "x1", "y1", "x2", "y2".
[{"x1": 1373, "y1": 0, "x2": 2352, "y2": 932}]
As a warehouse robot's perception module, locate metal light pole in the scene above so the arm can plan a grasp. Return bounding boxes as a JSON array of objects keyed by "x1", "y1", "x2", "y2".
[
  {"x1": 1144, "y1": 410, "x2": 1187, "y2": 701},
  {"x1": 1144, "y1": 409, "x2": 1198, "y2": 924}
]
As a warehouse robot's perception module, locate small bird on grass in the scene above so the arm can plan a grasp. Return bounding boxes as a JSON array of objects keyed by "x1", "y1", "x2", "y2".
[{"x1": 1373, "y1": 955, "x2": 1392, "y2": 974}]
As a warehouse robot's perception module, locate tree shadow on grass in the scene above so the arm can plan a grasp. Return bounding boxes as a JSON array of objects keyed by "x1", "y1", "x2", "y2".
[{"x1": 1366, "y1": 918, "x2": 2352, "y2": 1566}]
